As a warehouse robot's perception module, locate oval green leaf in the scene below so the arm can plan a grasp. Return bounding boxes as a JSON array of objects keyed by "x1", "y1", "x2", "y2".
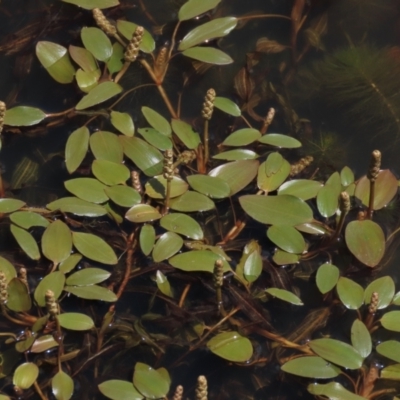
[
  {"x1": 152, "y1": 232, "x2": 183, "y2": 262},
  {"x1": 52, "y1": 370, "x2": 74, "y2": 400},
  {"x1": 171, "y1": 119, "x2": 201, "y2": 149},
  {"x1": 223, "y1": 128, "x2": 261, "y2": 146},
  {"x1": 207, "y1": 331, "x2": 253, "y2": 362},
  {"x1": 75, "y1": 82, "x2": 122, "y2": 110},
  {"x1": 13, "y1": 362, "x2": 39, "y2": 389},
  {"x1": 281, "y1": 356, "x2": 340, "y2": 379},
  {"x1": 34, "y1": 271, "x2": 66, "y2": 307},
  {"x1": 66, "y1": 268, "x2": 111, "y2": 286},
  {"x1": 72, "y1": 232, "x2": 117, "y2": 265},
  {"x1": 7, "y1": 278, "x2": 32, "y2": 312},
  {"x1": 0, "y1": 256, "x2": 17, "y2": 283},
  {"x1": 142, "y1": 107, "x2": 171, "y2": 136},
  {"x1": 140, "y1": 225, "x2": 156, "y2": 255},
  {"x1": 105, "y1": 185, "x2": 141, "y2": 207},
  {"x1": 65, "y1": 126, "x2": 89, "y2": 174},
  {"x1": 308, "y1": 382, "x2": 366, "y2": 400},
  {"x1": 351, "y1": 319, "x2": 371, "y2": 358},
  {"x1": 214, "y1": 96, "x2": 241, "y2": 117},
  {"x1": 278, "y1": 179, "x2": 322, "y2": 200},
  {"x1": 187, "y1": 174, "x2": 230, "y2": 199},
  {"x1": 0, "y1": 199, "x2": 25, "y2": 213},
  {"x1": 239, "y1": 194, "x2": 313, "y2": 226},
  {"x1": 316, "y1": 264, "x2": 339, "y2": 294},
  {"x1": 309, "y1": 338, "x2": 363, "y2": 369},
  {"x1": 92, "y1": 159, "x2": 130, "y2": 186},
  {"x1": 110, "y1": 111, "x2": 134, "y2": 136},
  {"x1": 381, "y1": 311, "x2": 400, "y2": 332},
  {"x1": 125, "y1": 204, "x2": 162, "y2": 223},
  {"x1": 364, "y1": 276, "x2": 395, "y2": 309},
  {"x1": 4, "y1": 106, "x2": 46, "y2": 127},
  {"x1": 182, "y1": 47, "x2": 233, "y2": 65},
  {"x1": 42, "y1": 220, "x2": 72, "y2": 264},
  {"x1": 65, "y1": 285, "x2": 117, "y2": 302},
  {"x1": 345, "y1": 220, "x2": 385, "y2": 267},
  {"x1": 213, "y1": 149, "x2": 257, "y2": 160},
  {"x1": 65, "y1": 178, "x2": 108, "y2": 204},
  {"x1": 336, "y1": 277, "x2": 364, "y2": 310},
  {"x1": 258, "y1": 133, "x2": 301, "y2": 148},
  {"x1": 178, "y1": 0, "x2": 221, "y2": 21},
  {"x1": 377, "y1": 340, "x2": 400, "y2": 363},
  {"x1": 116, "y1": 20, "x2": 155, "y2": 53},
  {"x1": 160, "y1": 213, "x2": 203, "y2": 240},
  {"x1": 62, "y1": 0, "x2": 119, "y2": 9},
  {"x1": 133, "y1": 362, "x2": 170, "y2": 399},
  {"x1": 47, "y1": 197, "x2": 107, "y2": 217},
  {"x1": 98, "y1": 380, "x2": 143, "y2": 400},
  {"x1": 145, "y1": 175, "x2": 188, "y2": 199},
  {"x1": 57, "y1": 313, "x2": 94, "y2": 331},
  {"x1": 265, "y1": 288, "x2": 303, "y2": 305},
  {"x1": 267, "y1": 225, "x2": 306, "y2": 254},
  {"x1": 10, "y1": 224, "x2": 40, "y2": 260},
  {"x1": 169, "y1": 191, "x2": 214, "y2": 212},
  {"x1": 81, "y1": 27, "x2": 112, "y2": 61},
  {"x1": 10, "y1": 211, "x2": 49, "y2": 229},
  {"x1": 169, "y1": 250, "x2": 231, "y2": 273},
  {"x1": 137, "y1": 128, "x2": 172, "y2": 151},
  {"x1": 90, "y1": 131, "x2": 124, "y2": 163},
  {"x1": 178, "y1": 17, "x2": 237, "y2": 51}
]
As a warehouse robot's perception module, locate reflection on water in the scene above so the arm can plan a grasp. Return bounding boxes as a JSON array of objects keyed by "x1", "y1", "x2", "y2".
[{"x1": 1, "y1": 0, "x2": 400, "y2": 399}]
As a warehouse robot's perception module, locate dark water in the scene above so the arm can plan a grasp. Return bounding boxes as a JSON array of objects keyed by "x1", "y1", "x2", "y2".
[{"x1": 1, "y1": 0, "x2": 400, "y2": 399}]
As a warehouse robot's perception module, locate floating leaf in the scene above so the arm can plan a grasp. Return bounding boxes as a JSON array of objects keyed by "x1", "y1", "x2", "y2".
[
  {"x1": 10, "y1": 211, "x2": 49, "y2": 229},
  {"x1": 212, "y1": 149, "x2": 257, "y2": 160},
  {"x1": 0, "y1": 199, "x2": 25, "y2": 213},
  {"x1": 345, "y1": 220, "x2": 385, "y2": 267},
  {"x1": 4, "y1": 106, "x2": 46, "y2": 126},
  {"x1": 65, "y1": 178, "x2": 108, "y2": 204},
  {"x1": 258, "y1": 133, "x2": 301, "y2": 148},
  {"x1": 36, "y1": 41, "x2": 75, "y2": 83},
  {"x1": 207, "y1": 331, "x2": 253, "y2": 362},
  {"x1": 223, "y1": 128, "x2": 261, "y2": 146},
  {"x1": 278, "y1": 179, "x2": 322, "y2": 200},
  {"x1": 381, "y1": 311, "x2": 400, "y2": 332},
  {"x1": 81, "y1": 27, "x2": 112, "y2": 61},
  {"x1": 65, "y1": 126, "x2": 89, "y2": 174},
  {"x1": 265, "y1": 288, "x2": 303, "y2": 305},
  {"x1": 90, "y1": 131, "x2": 124, "y2": 163},
  {"x1": 152, "y1": 232, "x2": 183, "y2": 262},
  {"x1": 178, "y1": 17, "x2": 237, "y2": 51},
  {"x1": 69, "y1": 45, "x2": 98, "y2": 72},
  {"x1": 364, "y1": 276, "x2": 395, "y2": 309},
  {"x1": 0, "y1": 256, "x2": 17, "y2": 283},
  {"x1": 10, "y1": 224, "x2": 40, "y2": 260},
  {"x1": 13, "y1": 363, "x2": 39, "y2": 389},
  {"x1": 47, "y1": 197, "x2": 107, "y2": 217},
  {"x1": 92, "y1": 159, "x2": 130, "y2": 186},
  {"x1": 257, "y1": 159, "x2": 290, "y2": 192},
  {"x1": 7, "y1": 278, "x2": 32, "y2": 312},
  {"x1": 243, "y1": 250, "x2": 262, "y2": 283},
  {"x1": 209, "y1": 160, "x2": 259, "y2": 195},
  {"x1": 187, "y1": 174, "x2": 230, "y2": 199},
  {"x1": 75, "y1": 68, "x2": 100, "y2": 92},
  {"x1": 308, "y1": 382, "x2": 366, "y2": 400},
  {"x1": 137, "y1": 128, "x2": 172, "y2": 150},
  {"x1": 169, "y1": 250, "x2": 231, "y2": 273},
  {"x1": 316, "y1": 264, "x2": 339, "y2": 294},
  {"x1": 57, "y1": 313, "x2": 94, "y2": 331},
  {"x1": 10, "y1": 156, "x2": 39, "y2": 189},
  {"x1": 156, "y1": 270, "x2": 173, "y2": 297},
  {"x1": 105, "y1": 185, "x2": 141, "y2": 207},
  {"x1": 125, "y1": 204, "x2": 162, "y2": 223},
  {"x1": 309, "y1": 338, "x2": 363, "y2": 369},
  {"x1": 239, "y1": 194, "x2": 313, "y2": 226},
  {"x1": 140, "y1": 225, "x2": 156, "y2": 255},
  {"x1": 336, "y1": 277, "x2": 364, "y2": 310},
  {"x1": 169, "y1": 191, "x2": 214, "y2": 212},
  {"x1": 133, "y1": 362, "x2": 170, "y2": 399},
  {"x1": 267, "y1": 225, "x2": 306, "y2": 254},
  {"x1": 178, "y1": 0, "x2": 221, "y2": 21},
  {"x1": 52, "y1": 370, "x2": 74, "y2": 400},
  {"x1": 72, "y1": 232, "x2": 117, "y2": 265},
  {"x1": 62, "y1": 0, "x2": 119, "y2": 9},
  {"x1": 76, "y1": 82, "x2": 122, "y2": 110},
  {"x1": 355, "y1": 170, "x2": 398, "y2": 210},
  {"x1": 182, "y1": 47, "x2": 233, "y2": 64},
  {"x1": 281, "y1": 356, "x2": 340, "y2": 379},
  {"x1": 380, "y1": 364, "x2": 400, "y2": 381},
  {"x1": 341, "y1": 166, "x2": 354, "y2": 187},
  {"x1": 264, "y1": 152, "x2": 283, "y2": 176},
  {"x1": 65, "y1": 285, "x2": 117, "y2": 302},
  {"x1": 66, "y1": 268, "x2": 111, "y2": 286},
  {"x1": 142, "y1": 107, "x2": 171, "y2": 136},
  {"x1": 160, "y1": 213, "x2": 203, "y2": 240},
  {"x1": 214, "y1": 97, "x2": 241, "y2": 117},
  {"x1": 107, "y1": 42, "x2": 124, "y2": 74},
  {"x1": 351, "y1": 319, "x2": 371, "y2": 358},
  {"x1": 116, "y1": 20, "x2": 155, "y2": 53},
  {"x1": 317, "y1": 185, "x2": 339, "y2": 218},
  {"x1": 145, "y1": 175, "x2": 188, "y2": 199},
  {"x1": 98, "y1": 380, "x2": 143, "y2": 400},
  {"x1": 171, "y1": 119, "x2": 201, "y2": 149},
  {"x1": 120, "y1": 136, "x2": 163, "y2": 176},
  {"x1": 377, "y1": 340, "x2": 400, "y2": 363},
  {"x1": 110, "y1": 111, "x2": 134, "y2": 136},
  {"x1": 42, "y1": 220, "x2": 72, "y2": 264},
  {"x1": 34, "y1": 271, "x2": 66, "y2": 307},
  {"x1": 59, "y1": 254, "x2": 82, "y2": 274}
]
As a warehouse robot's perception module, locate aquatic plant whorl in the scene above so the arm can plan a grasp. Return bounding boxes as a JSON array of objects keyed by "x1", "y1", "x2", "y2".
[
  {"x1": 124, "y1": 26, "x2": 144, "y2": 62},
  {"x1": 92, "y1": 8, "x2": 117, "y2": 37},
  {"x1": 367, "y1": 150, "x2": 381, "y2": 182},
  {"x1": 202, "y1": 88, "x2": 216, "y2": 120},
  {"x1": 196, "y1": 375, "x2": 208, "y2": 400}
]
